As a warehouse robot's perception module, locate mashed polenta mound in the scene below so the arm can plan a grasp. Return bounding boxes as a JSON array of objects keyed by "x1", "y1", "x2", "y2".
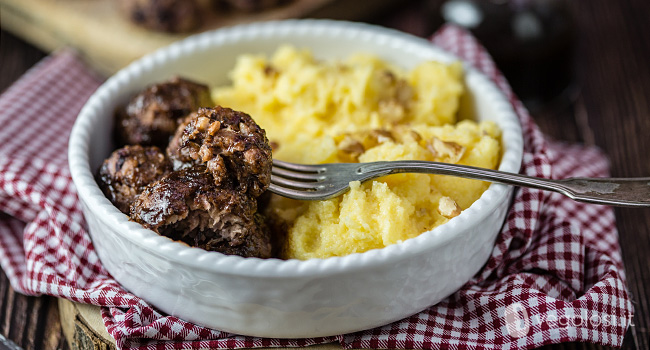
[{"x1": 213, "y1": 46, "x2": 501, "y2": 260}]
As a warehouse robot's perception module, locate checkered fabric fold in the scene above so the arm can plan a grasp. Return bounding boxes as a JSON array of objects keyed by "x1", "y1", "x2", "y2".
[{"x1": 0, "y1": 26, "x2": 633, "y2": 350}]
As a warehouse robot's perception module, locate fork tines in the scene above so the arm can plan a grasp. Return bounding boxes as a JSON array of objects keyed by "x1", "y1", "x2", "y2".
[{"x1": 269, "y1": 160, "x2": 325, "y2": 195}]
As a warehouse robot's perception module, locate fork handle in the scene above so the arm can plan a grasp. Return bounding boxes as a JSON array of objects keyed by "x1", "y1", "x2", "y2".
[{"x1": 358, "y1": 161, "x2": 650, "y2": 208}]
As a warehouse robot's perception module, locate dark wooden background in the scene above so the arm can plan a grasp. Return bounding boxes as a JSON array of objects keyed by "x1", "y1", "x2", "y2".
[{"x1": 0, "y1": 0, "x2": 648, "y2": 349}]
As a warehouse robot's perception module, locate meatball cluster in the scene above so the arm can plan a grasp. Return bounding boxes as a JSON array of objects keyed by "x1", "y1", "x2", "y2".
[{"x1": 98, "y1": 78, "x2": 273, "y2": 258}]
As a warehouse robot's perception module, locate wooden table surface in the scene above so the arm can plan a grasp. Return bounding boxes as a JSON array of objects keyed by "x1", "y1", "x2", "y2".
[{"x1": 1, "y1": 0, "x2": 648, "y2": 349}]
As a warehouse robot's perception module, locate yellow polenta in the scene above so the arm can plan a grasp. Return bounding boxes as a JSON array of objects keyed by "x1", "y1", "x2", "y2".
[{"x1": 213, "y1": 46, "x2": 501, "y2": 260}]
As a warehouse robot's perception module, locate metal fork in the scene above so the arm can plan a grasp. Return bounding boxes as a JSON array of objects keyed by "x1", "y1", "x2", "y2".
[{"x1": 268, "y1": 159, "x2": 650, "y2": 207}]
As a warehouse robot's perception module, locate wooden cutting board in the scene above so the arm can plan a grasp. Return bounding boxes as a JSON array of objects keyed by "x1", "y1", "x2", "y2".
[{"x1": 0, "y1": 0, "x2": 400, "y2": 75}]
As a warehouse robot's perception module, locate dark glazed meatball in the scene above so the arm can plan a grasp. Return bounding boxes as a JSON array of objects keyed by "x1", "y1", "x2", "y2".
[
  {"x1": 97, "y1": 145, "x2": 171, "y2": 214},
  {"x1": 117, "y1": 0, "x2": 201, "y2": 33},
  {"x1": 130, "y1": 166, "x2": 272, "y2": 258},
  {"x1": 167, "y1": 106, "x2": 272, "y2": 197},
  {"x1": 116, "y1": 76, "x2": 212, "y2": 148}
]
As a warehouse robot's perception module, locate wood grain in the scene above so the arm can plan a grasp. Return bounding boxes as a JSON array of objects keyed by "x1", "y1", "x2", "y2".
[
  {"x1": 569, "y1": 1, "x2": 650, "y2": 349},
  {"x1": 0, "y1": 271, "x2": 66, "y2": 350},
  {"x1": 1, "y1": 0, "x2": 650, "y2": 349}
]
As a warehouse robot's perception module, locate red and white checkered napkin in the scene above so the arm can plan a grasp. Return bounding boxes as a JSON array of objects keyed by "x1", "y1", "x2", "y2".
[{"x1": 0, "y1": 26, "x2": 633, "y2": 349}]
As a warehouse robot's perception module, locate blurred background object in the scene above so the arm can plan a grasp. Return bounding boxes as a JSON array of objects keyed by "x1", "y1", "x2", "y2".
[
  {"x1": 0, "y1": 0, "x2": 576, "y2": 111},
  {"x1": 115, "y1": 0, "x2": 296, "y2": 33},
  {"x1": 116, "y1": 0, "x2": 204, "y2": 33},
  {"x1": 217, "y1": 0, "x2": 293, "y2": 13},
  {"x1": 427, "y1": 0, "x2": 575, "y2": 112},
  {"x1": 0, "y1": 0, "x2": 403, "y2": 74}
]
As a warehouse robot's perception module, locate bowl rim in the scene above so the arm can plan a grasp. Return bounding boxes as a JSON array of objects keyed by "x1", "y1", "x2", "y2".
[{"x1": 69, "y1": 19, "x2": 523, "y2": 278}]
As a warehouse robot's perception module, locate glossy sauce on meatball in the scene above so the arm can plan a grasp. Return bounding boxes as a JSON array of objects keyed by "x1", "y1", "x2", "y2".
[
  {"x1": 130, "y1": 166, "x2": 272, "y2": 258},
  {"x1": 97, "y1": 145, "x2": 171, "y2": 214},
  {"x1": 116, "y1": 76, "x2": 212, "y2": 148}
]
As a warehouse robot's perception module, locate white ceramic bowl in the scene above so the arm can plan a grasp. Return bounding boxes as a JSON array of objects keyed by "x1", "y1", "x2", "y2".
[{"x1": 69, "y1": 20, "x2": 523, "y2": 338}]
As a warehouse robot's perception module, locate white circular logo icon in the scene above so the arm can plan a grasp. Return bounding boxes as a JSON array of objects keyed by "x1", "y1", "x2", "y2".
[{"x1": 504, "y1": 302, "x2": 530, "y2": 338}]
